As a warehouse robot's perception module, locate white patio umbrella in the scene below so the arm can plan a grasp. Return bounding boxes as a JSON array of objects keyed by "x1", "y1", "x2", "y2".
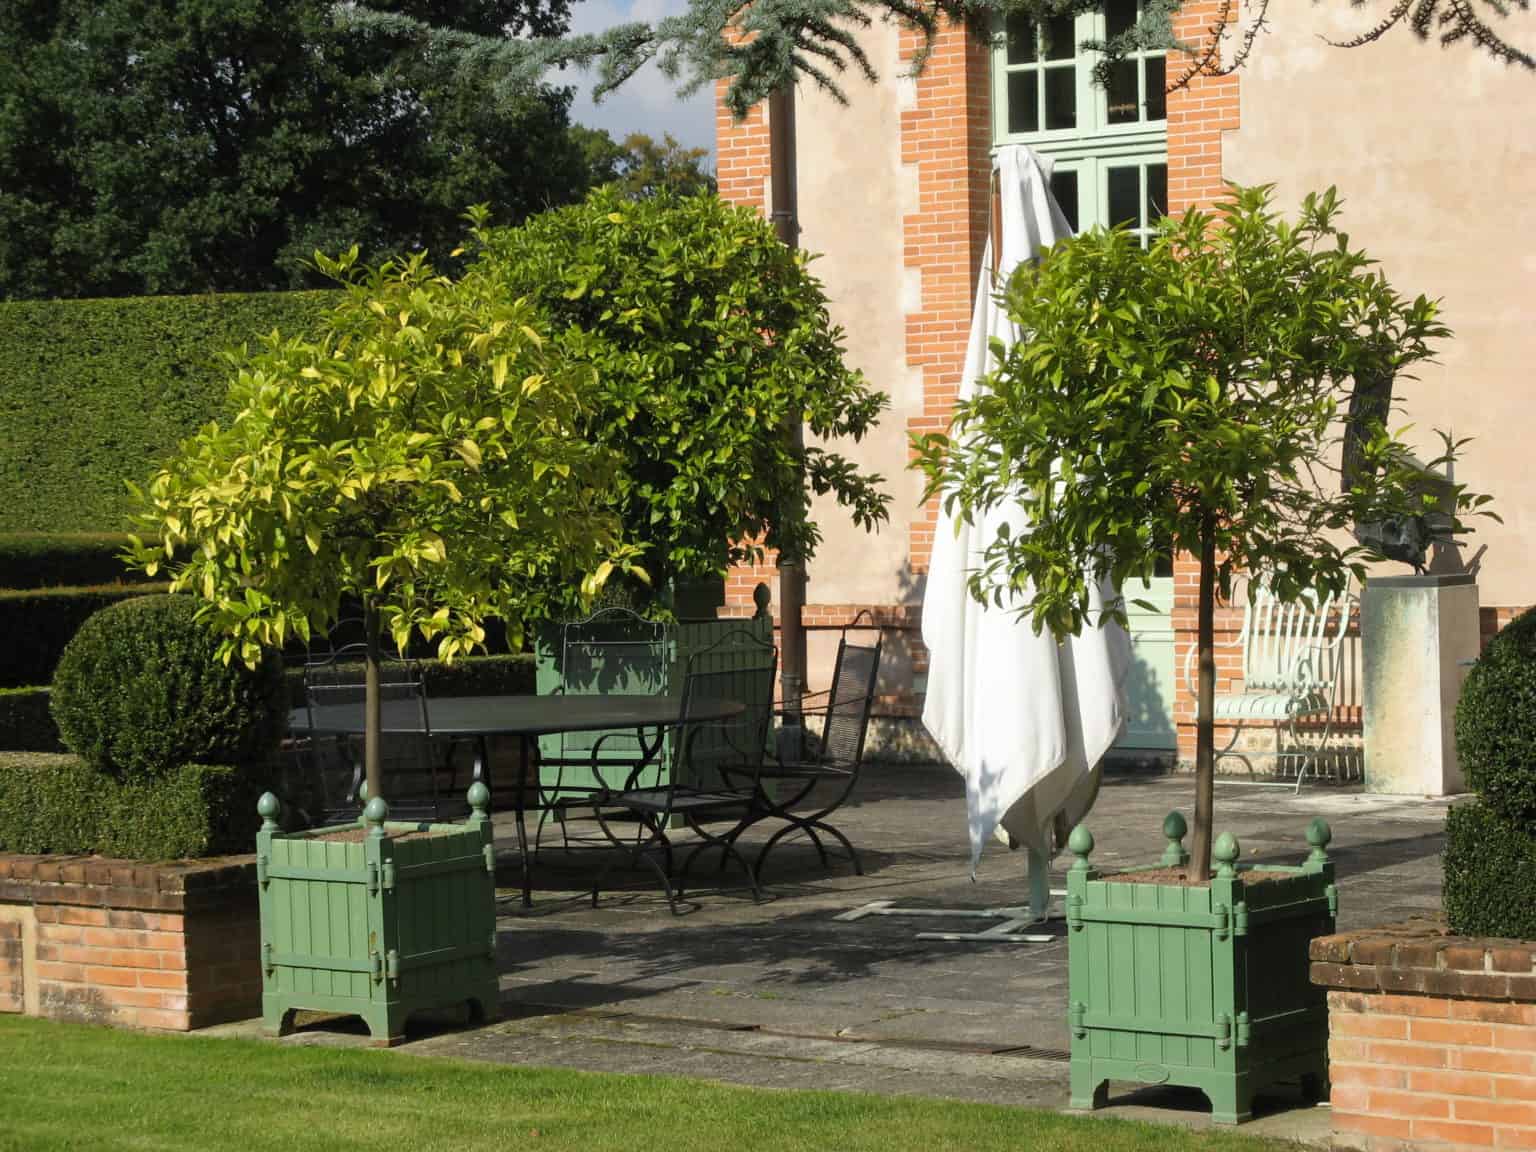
[{"x1": 920, "y1": 144, "x2": 1132, "y2": 921}]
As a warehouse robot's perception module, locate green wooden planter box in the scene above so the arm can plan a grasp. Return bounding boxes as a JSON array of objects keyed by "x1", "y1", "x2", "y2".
[
  {"x1": 255, "y1": 784, "x2": 499, "y2": 1047},
  {"x1": 1066, "y1": 814, "x2": 1337, "y2": 1124}
]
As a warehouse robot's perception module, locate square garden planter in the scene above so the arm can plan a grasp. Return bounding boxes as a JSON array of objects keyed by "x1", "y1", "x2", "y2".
[
  {"x1": 255, "y1": 783, "x2": 499, "y2": 1046},
  {"x1": 1066, "y1": 813, "x2": 1337, "y2": 1124}
]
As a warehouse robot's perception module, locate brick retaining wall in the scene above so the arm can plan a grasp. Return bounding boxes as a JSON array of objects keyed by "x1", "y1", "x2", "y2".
[
  {"x1": 1312, "y1": 920, "x2": 1536, "y2": 1152},
  {"x1": 0, "y1": 853, "x2": 260, "y2": 1031}
]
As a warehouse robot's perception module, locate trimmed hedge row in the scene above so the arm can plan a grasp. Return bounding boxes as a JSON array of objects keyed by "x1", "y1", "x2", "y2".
[
  {"x1": 0, "y1": 583, "x2": 166, "y2": 688},
  {"x1": 0, "y1": 688, "x2": 61, "y2": 752},
  {"x1": 0, "y1": 754, "x2": 258, "y2": 860},
  {"x1": 0, "y1": 291, "x2": 335, "y2": 533},
  {"x1": 281, "y1": 652, "x2": 537, "y2": 709},
  {"x1": 0, "y1": 532, "x2": 147, "y2": 589},
  {"x1": 1442, "y1": 801, "x2": 1536, "y2": 940}
]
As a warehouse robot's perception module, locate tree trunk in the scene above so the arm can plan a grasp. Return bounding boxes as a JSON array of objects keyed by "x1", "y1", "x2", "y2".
[
  {"x1": 1191, "y1": 511, "x2": 1218, "y2": 881},
  {"x1": 364, "y1": 599, "x2": 384, "y2": 807}
]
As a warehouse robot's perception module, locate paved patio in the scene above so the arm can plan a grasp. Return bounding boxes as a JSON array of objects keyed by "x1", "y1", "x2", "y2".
[{"x1": 241, "y1": 764, "x2": 1452, "y2": 1140}]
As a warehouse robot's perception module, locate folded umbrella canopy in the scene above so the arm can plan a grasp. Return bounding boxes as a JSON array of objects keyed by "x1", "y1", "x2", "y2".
[{"x1": 920, "y1": 144, "x2": 1131, "y2": 911}]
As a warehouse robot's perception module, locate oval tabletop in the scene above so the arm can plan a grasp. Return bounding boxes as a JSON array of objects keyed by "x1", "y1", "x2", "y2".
[{"x1": 288, "y1": 693, "x2": 744, "y2": 738}]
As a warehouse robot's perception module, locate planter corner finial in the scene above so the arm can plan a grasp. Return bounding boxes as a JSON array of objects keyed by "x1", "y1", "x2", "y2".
[
  {"x1": 1068, "y1": 825, "x2": 1094, "y2": 872},
  {"x1": 1305, "y1": 817, "x2": 1332, "y2": 869},
  {"x1": 364, "y1": 796, "x2": 389, "y2": 838},
  {"x1": 257, "y1": 791, "x2": 281, "y2": 832},
  {"x1": 467, "y1": 781, "x2": 491, "y2": 827},
  {"x1": 1214, "y1": 832, "x2": 1241, "y2": 877},
  {"x1": 1160, "y1": 811, "x2": 1189, "y2": 867}
]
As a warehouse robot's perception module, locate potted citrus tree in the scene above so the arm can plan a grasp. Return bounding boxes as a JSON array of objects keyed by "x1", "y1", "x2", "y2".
[
  {"x1": 128, "y1": 243, "x2": 640, "y2": 1044},
  {"x1": 914, "y1": 184, "x2": 1491, "y2": 1121}
]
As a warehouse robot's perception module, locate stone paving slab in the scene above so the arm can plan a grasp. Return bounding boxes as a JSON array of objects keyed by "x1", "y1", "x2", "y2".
[{"x1": 208, "y1": 766, "x2": 1451, "y2": 1144}]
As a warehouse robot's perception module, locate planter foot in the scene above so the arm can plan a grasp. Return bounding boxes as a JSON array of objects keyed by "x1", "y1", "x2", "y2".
[
  {"x1": 1300, "y1": 1072, "x2": 1327, "y2": 1104},
  {"x1": 1206, "y1": 1078, "x2": 1253, "y2": 1126},
  {"x1": 1069, "y1": 1071, "x2": 1108, "y2": 1112},
  {"x1": 262, "y1": 1007, "x2": 297, "y2": 1039}
]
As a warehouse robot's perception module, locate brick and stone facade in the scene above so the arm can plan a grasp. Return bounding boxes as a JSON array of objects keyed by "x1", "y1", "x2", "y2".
[
  {"x1": 0, "y1": 853, "x2": 260, "y2": 1031},
  {"x1": 1312, "y1": 922, "x2": 1536, "y2": 1152}
]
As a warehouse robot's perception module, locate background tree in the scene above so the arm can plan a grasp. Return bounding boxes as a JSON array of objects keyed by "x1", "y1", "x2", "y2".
[
  {"x1": 913, "y1": 185, "x2": 1494, "y2": 878},
  {"x1": 474, "y1": 188, "x2": 888, "y2": 600},
  {"x1": 0, "y1": 0, "x2": 593, "y2": 300},
  {"x1": 127, "y1": 242, "x2": 641, "y2": 802},
  {"x1": 571, "y1": 129, "x2": 718, "y2": 199}
]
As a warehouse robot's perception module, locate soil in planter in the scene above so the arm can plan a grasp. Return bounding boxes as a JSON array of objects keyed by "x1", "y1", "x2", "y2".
[
  {"x1": 1106, "y1": 866, "x2": 1292, "y2": 887},
  {"x1": 308, "y1": 826, "x2": 458, "y2": 844}
]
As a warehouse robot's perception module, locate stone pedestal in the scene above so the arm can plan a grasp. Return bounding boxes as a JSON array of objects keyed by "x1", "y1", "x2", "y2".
[{"x1": 1361, "y1": 574, "x2": 1479, "y2": 796}]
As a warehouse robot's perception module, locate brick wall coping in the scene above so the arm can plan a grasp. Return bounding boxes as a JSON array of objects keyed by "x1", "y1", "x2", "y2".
[
  {"x1": 0, "y1": 852, "x2": 255, "y2": 914},
  {"x1": 1311, "y1": 917, "x2": 1536, "y2": 1002}
]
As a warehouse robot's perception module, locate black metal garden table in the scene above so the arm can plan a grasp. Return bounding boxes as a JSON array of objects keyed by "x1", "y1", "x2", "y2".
[{"x1": 288, "y1": 694, "x2": 743, "y2": 908}]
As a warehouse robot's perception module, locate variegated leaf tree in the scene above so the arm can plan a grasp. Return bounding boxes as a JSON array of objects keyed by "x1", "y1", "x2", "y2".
[{"x1": 128, "y1": 245, "x2": 641, "y2": 803}]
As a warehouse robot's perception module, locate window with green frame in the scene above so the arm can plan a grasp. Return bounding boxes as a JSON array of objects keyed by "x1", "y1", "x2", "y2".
[{"x1": 992, "y1": 1, "x2": 1168, "y2": 245}]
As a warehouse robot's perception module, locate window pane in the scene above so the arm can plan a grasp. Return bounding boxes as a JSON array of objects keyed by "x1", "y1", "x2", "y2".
[
  {"x1": 1043, "y1": 14, "x2": 1075, "y2": 60},
  {"x1": 1146, "y1": 163, "x2": 1167, "y2": 222},
  {"x1": 1107, "y1": 165, "x2": 1140, "y2": 230},
  {"x1": 1106, "y1": 59, "x2": 1139, "y2": 123},
  {"x1": 1106, "y1": 0, "x2": 1137, "y2": 42},
  {"x1": 1007, "y1": 71, "x2": 1040, "y2": 134},
  {"x1": 1043, "y1": 66, "x2": 1076, "y2": 130},
  {"x1": 1144, "y1": 56, "x2": 1166, "y2": 120},
  {"x1": 1050, "y1": 169, "x2": 1080, "y2": 234},
  {"x1": 1006, "y1": 13, "x2": 1038, "y2": 64}
]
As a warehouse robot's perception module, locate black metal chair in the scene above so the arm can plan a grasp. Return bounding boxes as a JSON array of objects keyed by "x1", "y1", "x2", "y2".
[
  {"x1": 589, "y1": 628, "x2": 777, "y2": 913},
  {"x1": 743, "y1": 616, "x2": 881, "y2": 879},
  {"x1": 536, "y1": 607, "x2": 675, "y2": 852},
  {"x1": 301, "y1": 635, "x2": 461, "y2": 823}
]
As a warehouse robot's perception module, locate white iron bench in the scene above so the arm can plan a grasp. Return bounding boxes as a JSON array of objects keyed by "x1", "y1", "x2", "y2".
[{"x1": 1183, "y1": 577, "x2": 1354, "y2": 792}]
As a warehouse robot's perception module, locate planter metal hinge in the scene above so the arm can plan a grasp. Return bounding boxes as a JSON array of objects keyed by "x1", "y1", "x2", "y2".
[
  {"x1": 1216, "y1": 1013, "x2": 1232, "y2": 1050},
  {"x1": 386, "y1": 949, "x2": 400, "y2": 985},
  {"x1": 256, "y1": 851, "x2": 268, "y2": 889},
  {"x1": 1235, "y1": 1011, "x2": 1251, "y2": 1048},
  {"x1": 487, "y1": 931, "x2": 497, "y2": 960},
  {"x1": 1233, "y1": 900, "x2": 1249, "y2": 937},
  {"x1": 261, "y1": 942, "x2": 274, "y2": 977},
  {"x1": 1326, "y1": 883, "x2": 1339, "y2": 918},
  {"x1": 381, "y1": 861, "x2": 397, "y2": 892},
  {"x1": 369, "y1": 950, "x2": 383, "y2": 983},
  {"x1": 483, "y1": 844, "x2": 495, "y2": 875},
  {"x1": 367, "y1": 862, "x2": 379, "y2": 896},
  {"x1": 1069, "y1": 1001, "x2": 1087, "y2": 1039},
  {"x1": 1066, "y1": 894, "x2": 1084, "y2": 932},
  {"x1": 1214, "y1": 903, "x2": 1230, "y2": 941}
]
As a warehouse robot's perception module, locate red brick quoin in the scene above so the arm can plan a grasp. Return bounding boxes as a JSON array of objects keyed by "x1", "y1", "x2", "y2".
[
  {"x1": 0, "y1": 853, "x2": 260, "y2": 1031},
  {"x1": 1311, "y1": 920, "x2": 1536, "y2": 1152}
]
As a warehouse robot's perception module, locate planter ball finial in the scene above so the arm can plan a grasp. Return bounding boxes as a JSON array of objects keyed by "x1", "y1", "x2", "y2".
[
  {"x1": 257, "y1": 791, "x2": 281, "y2": 831},
  {"x1": 753, "y1": 582, "x2": 772, "y2": 619},
  {"x1": 1213, "y1": 832, "x2": 1241, "y2": 877},
  {"x1": 1161, "y1": 811, "x2": 1189, "y2": 867},
  {"x1": 1305, "y1": 817, "x2": 1332, "y2": 867},
  {"x1": 364, "y1": 796, "x2": 389, "y2": 837},
  {"x1": 467, "y1": 781, "x2": 491, "y2": 817},
  {"x1": 1068, "y1": 825, "x2": 1094, "y2": 872}
]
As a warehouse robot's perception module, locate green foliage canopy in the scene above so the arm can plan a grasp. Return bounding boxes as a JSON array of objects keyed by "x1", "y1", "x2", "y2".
[
  {"x1": 0, "y1": 0, "x2": 590, "y2": 299},
  {"x1": 474, "y1": 189, "x2": 889, "y2": 591},
  {"x1": 571, "y1": 129, "x2": 718, "y2": 200},
  {"x1": 127, "y1": 244, "x2": 641, "y2": 668},
  {"x1": 913, "y1": 185, "x2": 1488, "y2": 638}
]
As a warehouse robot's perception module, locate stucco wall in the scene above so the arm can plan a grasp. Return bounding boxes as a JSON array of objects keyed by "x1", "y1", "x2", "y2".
[{"x1": 1222, "y1": 4, "x2": 1536, "y2": 608}]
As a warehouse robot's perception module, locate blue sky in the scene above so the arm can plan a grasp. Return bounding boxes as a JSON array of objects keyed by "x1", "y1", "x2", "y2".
[{"x1": 551, "y1": 0, "x2": 717, "y2": 160}]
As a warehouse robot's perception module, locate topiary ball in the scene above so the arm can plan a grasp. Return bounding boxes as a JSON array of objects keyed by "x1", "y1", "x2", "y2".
[
  {"x1": 1456, "y1": 607, "x2": 1536, "y2": 828},
  {"x1": 50, "y1": 595, "x2": 286, "y2": 779}
]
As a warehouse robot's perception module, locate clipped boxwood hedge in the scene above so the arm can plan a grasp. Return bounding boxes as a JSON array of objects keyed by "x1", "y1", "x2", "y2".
[
  {"x1": 0, "y1": 291, "x2": 335, "y2": 533},
  {"x1": 0, "y1": 687, "x2": 61, "y2": 752},
  {"x1": 0, "y1": 532, "x2": 146, "y2": 589},
  {"x1": 1455, "y1": 607, "x2": 1536, "y2": 829},
  {"x1": 0, "y1": 583, "x2": 166, "y2": 688},
  {"x1": 0, "y1": 753, "x2": 254, "y2": 860},
  {"x1": 51, "y1": 595, "x2": 286, "y2": 778},
  {"x1": 1443, "y1": 800, "x2": 1536, "y2": 940}
]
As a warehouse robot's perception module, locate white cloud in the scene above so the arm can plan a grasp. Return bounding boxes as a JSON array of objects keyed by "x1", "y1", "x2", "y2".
[{"x1": 549, "y1": 0, "x2": 716, "y2": 159}]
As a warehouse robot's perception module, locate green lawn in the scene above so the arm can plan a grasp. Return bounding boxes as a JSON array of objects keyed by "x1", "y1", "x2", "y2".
[{"x1": 0, "y1": 1016, "x2": 1297, "y2": 1152}]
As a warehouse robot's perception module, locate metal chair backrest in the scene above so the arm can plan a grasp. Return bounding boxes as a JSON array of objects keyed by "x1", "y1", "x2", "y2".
[
  {"x1": 817, "y1": 626, "x2": 882, "y2": 770},
  {"x1": 675, "y1": 628, "x2": 778, "y2": 791},
  {"x1": 1238, "y1": 577, "x2": 1351, "y2": 695}
]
